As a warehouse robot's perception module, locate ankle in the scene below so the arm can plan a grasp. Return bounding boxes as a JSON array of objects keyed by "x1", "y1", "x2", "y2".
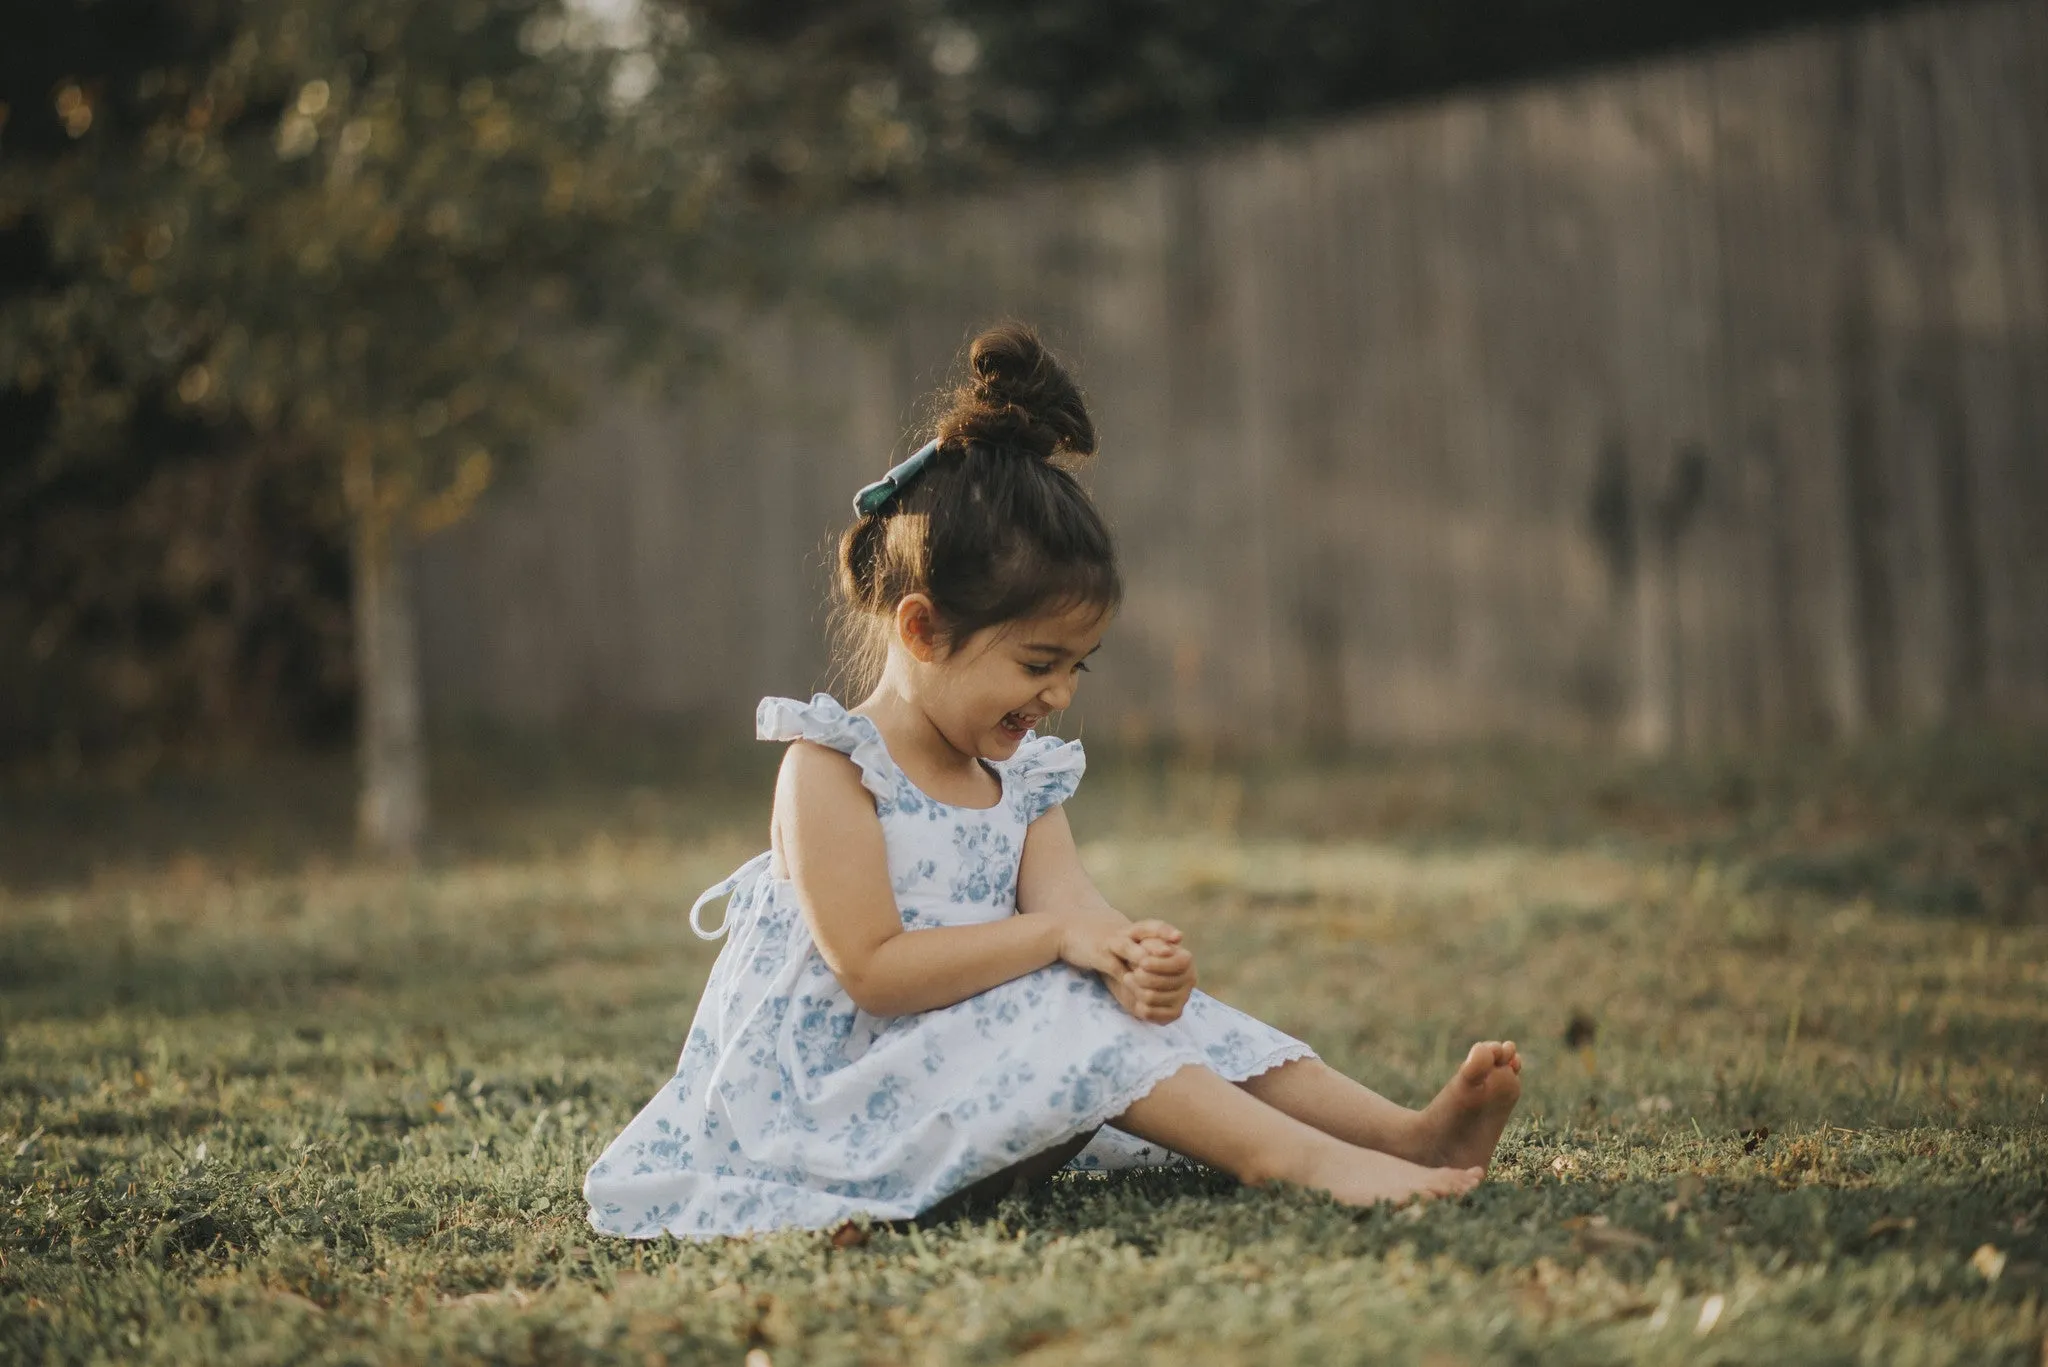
[{"x1": 1397, "y1": 1110, "x2": 1440, "y2": 1165}]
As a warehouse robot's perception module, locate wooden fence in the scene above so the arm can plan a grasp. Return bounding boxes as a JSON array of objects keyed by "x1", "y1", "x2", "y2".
[{"x1": 415, "y1": 0, "x2": 2048, "y2": 750}]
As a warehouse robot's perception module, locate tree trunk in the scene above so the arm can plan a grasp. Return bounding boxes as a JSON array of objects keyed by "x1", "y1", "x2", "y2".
[{"x1": 353, "y1": 512, "x2": 426, "y2": 859}]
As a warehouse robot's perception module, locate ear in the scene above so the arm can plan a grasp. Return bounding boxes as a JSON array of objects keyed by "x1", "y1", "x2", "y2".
[{"x1": 893, "y1": 594, "x2": 941, "y2": 663}]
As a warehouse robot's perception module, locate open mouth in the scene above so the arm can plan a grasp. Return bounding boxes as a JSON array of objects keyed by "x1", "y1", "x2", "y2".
[{"x1": 999, "y1": 710, "x2": 1043, "y2": 739}]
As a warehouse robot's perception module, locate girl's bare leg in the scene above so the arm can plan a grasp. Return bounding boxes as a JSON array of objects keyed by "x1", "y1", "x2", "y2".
[
  {"x1": 1236, "y1": 1060, "x2": 1430, "y2": 1159},
  {"x1": 1112, "y1": 1064, "x2": 1480, "y2": 1207},
  {"x1": 1238, "y1": 1044, "x2": 1524, "y2": 1171}
]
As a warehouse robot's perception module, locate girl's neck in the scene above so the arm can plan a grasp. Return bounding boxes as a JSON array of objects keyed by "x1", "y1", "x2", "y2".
[{"x1": 854, "y1": 676, "x2": 985, "y2": 786}]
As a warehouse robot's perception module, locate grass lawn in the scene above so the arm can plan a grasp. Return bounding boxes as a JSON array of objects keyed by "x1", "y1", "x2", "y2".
[{"x1": 2, "y1": 735, "x2": 2044, "y2": 1364}]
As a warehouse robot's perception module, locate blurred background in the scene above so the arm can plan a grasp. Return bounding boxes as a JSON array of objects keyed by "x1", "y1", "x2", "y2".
[
  {"x1": 2, "y1": 0, "x2": 2044, "y2": 865},
  {"x1": 5, "y1": 8, "x2": 2047, "y2": 1357}
]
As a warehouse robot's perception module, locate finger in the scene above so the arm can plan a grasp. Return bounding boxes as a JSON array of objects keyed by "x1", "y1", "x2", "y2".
[
  {"x1": 1104, "y1": 935, "x2": 1148, "y2": 970},
  {"x1": 1135, "y1": 949, "x2": 1192, "y2": 977},
  {"x1": 1124, "y1": 968, "x2": 1186, "y2": 991},
  {"x1": 1126, "y1": 920, "x2": 1183, "y2": 943}
]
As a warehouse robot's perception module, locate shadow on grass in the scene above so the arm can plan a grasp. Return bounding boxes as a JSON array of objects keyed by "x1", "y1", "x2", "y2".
[{"x1": 912, "y1": 1161, "x2": 2048, "y2": 1288}]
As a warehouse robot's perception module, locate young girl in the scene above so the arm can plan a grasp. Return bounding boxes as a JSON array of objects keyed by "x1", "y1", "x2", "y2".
[{"x1": 584, "y1": 325, "x2": 1523, "y2": 1239}]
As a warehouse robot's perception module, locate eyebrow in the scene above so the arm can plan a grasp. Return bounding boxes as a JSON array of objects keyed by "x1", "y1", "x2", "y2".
[{"x1": 1021, "y1": 642, "x2": 1102, "y2": 658}]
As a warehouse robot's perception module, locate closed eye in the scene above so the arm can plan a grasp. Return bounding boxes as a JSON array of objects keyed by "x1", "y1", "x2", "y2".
[{"x1": 1024, "y1": 661, "x2": 1091, "y2": 676}]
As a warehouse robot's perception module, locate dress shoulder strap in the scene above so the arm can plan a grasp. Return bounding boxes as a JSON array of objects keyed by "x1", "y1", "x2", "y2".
[
  {"x1": 756, "y1": 693, "x2": 900, "y2": 808},
  {"x1": 1001, "y1": 733, "x2": 1087, "y2": 824}
]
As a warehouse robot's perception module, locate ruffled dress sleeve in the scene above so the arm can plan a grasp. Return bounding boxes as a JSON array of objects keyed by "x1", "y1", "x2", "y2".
[
  {"x1": 756, "y1": 693, "x2": 900, "y2": 810},
  {"x1": 1004, "y1": 733, "x2": 1086, "y2": 824}
]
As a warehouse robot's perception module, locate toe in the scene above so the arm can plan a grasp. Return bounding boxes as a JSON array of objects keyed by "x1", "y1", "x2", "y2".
[
  {"x1": 1460, "y1": 1042, "x2": 1495, "y2": 1083},
  {"x1": 1425, "y1": 1170, "x2": 1467, "y2": 1198}
]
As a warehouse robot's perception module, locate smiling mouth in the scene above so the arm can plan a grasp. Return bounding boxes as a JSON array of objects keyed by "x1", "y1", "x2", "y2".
[{"x1": 999, "y1": 710, "x2": 1043, "y2": 736}]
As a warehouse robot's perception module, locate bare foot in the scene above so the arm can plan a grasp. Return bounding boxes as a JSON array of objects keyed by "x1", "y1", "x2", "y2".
[
  {"x1": 1418, "y1": 1041, "x2": 1523, "y2": 1171},
  {"x1": 1299, "y1": 1144, "x2": 1483, "y2": 1208}
]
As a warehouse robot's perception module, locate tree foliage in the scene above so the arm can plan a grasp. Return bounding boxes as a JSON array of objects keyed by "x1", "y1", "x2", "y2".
[
  {"x1": 0, "y1": 0, "x2": 955, "y2": 769},
  {"x1": 5, "y1": 0, "x2": 961, "y2": 525}
]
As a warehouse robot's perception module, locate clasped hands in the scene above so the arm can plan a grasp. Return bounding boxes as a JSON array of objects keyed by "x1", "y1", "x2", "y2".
[{"x1": 1057, "y1": 917, "x2": 1197, "y2": 1024}]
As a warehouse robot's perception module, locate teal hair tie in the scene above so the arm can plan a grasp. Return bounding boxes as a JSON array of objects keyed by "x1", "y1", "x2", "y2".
[{"x1": 852, "y1": 439, "x2": 942, "y2": 517}]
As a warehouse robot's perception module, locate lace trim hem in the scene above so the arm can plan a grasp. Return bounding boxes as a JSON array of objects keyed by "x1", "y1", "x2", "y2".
[{"x1": 587, "y1": 1038, "x2": 1321, "y2": 1239}]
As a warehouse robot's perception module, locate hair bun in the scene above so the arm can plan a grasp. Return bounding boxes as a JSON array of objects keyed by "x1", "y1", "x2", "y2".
[{"x1": 938, "y1": 323, "x2": 1097, "y2": 464}]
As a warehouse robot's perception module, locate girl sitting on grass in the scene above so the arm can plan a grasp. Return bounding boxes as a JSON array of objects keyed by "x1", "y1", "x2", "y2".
[{"x1": 584, "y1": 324, "x2": 1523, "y2": 1238}]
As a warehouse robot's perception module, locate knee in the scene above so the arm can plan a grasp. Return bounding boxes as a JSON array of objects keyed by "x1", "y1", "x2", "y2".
[{"x1": 1237, "y1": 1055, "x2": 1321, "y2": 1096}]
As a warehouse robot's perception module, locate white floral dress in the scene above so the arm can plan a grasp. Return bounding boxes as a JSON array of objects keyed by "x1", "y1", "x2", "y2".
[{"x1": 583, "y1": 693, "x2": 1316, "y2": 1239}]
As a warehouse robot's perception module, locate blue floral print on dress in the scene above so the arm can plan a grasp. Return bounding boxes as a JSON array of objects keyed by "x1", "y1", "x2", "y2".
[{"x1": 583, "y1": 693, "x2": 1316, "y2": 1238}]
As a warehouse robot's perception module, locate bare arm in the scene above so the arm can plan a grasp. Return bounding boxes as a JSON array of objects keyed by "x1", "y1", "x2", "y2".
[
  {"x1": 1015, "y1": 803, "x2": 1127, "y2": 924},
  {"x1": 776, "y1": 741, "x2": 1073, "y2": 1018},
  {"x1": 1017, "y1": 804, "x2": 1198, "y2": 1023}
]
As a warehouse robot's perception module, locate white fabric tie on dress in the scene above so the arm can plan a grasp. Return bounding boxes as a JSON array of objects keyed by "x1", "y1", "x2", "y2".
[
  {"x1": 585, "y1": 692, "x2": 1317, "y2": 1239},
  {"x1": 688, "y1": 851, "x2": 773, "y2": 940}
]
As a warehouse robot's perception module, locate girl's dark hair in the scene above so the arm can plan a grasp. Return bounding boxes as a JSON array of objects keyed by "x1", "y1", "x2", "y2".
[{"x1": 831, "y1": 323, "x2": 1121, "y2": 695}]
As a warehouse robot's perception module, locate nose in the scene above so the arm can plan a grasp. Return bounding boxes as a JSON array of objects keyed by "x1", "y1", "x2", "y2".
[{"x1": 1041, "y1": 674, "x2": 1077, "y2": 711}]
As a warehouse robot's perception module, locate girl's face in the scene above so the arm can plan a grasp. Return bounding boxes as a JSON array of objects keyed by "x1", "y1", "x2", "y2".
[{"x1": 896, "y1": 598, "x2": 1110, "y2": 762}]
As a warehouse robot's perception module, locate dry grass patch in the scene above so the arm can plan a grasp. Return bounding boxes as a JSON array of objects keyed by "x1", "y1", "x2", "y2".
[{"x1": 3, "y1": 738, "x2": 2045, "y2": 1363}]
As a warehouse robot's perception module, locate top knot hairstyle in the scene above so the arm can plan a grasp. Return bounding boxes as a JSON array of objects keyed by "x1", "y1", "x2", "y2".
[{"x1": 831, "y1": 324, "x2": 1121, "y2": 693}]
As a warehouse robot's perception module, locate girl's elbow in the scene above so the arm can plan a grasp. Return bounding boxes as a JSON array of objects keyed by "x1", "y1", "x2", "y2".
[
  {"x1": 850, "y1": 990, "x2": 912, "y2": 1019},
  {"x1": 827, "y1": 931, "x2": 912, "y2": 1016},
  {"x1": 835, "y1": 967, "x2": 901, "y2": 1018}
]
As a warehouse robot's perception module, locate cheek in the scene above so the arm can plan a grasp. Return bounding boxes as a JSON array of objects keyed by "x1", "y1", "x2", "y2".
[{"x1": 990, "y1": 683, "x2": 1036, "y2": 720}]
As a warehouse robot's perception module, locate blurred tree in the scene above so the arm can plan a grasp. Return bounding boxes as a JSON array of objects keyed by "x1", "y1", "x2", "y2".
[
  {"x1": 1, "y1": 0, "x2": 1921, "y2": 853},
  {"x1": 1, "y1": 0, "x2": 953, "y2": 855},
  {"x1": 0, "y1": 4, "x2": 336, "y2": 780}
]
